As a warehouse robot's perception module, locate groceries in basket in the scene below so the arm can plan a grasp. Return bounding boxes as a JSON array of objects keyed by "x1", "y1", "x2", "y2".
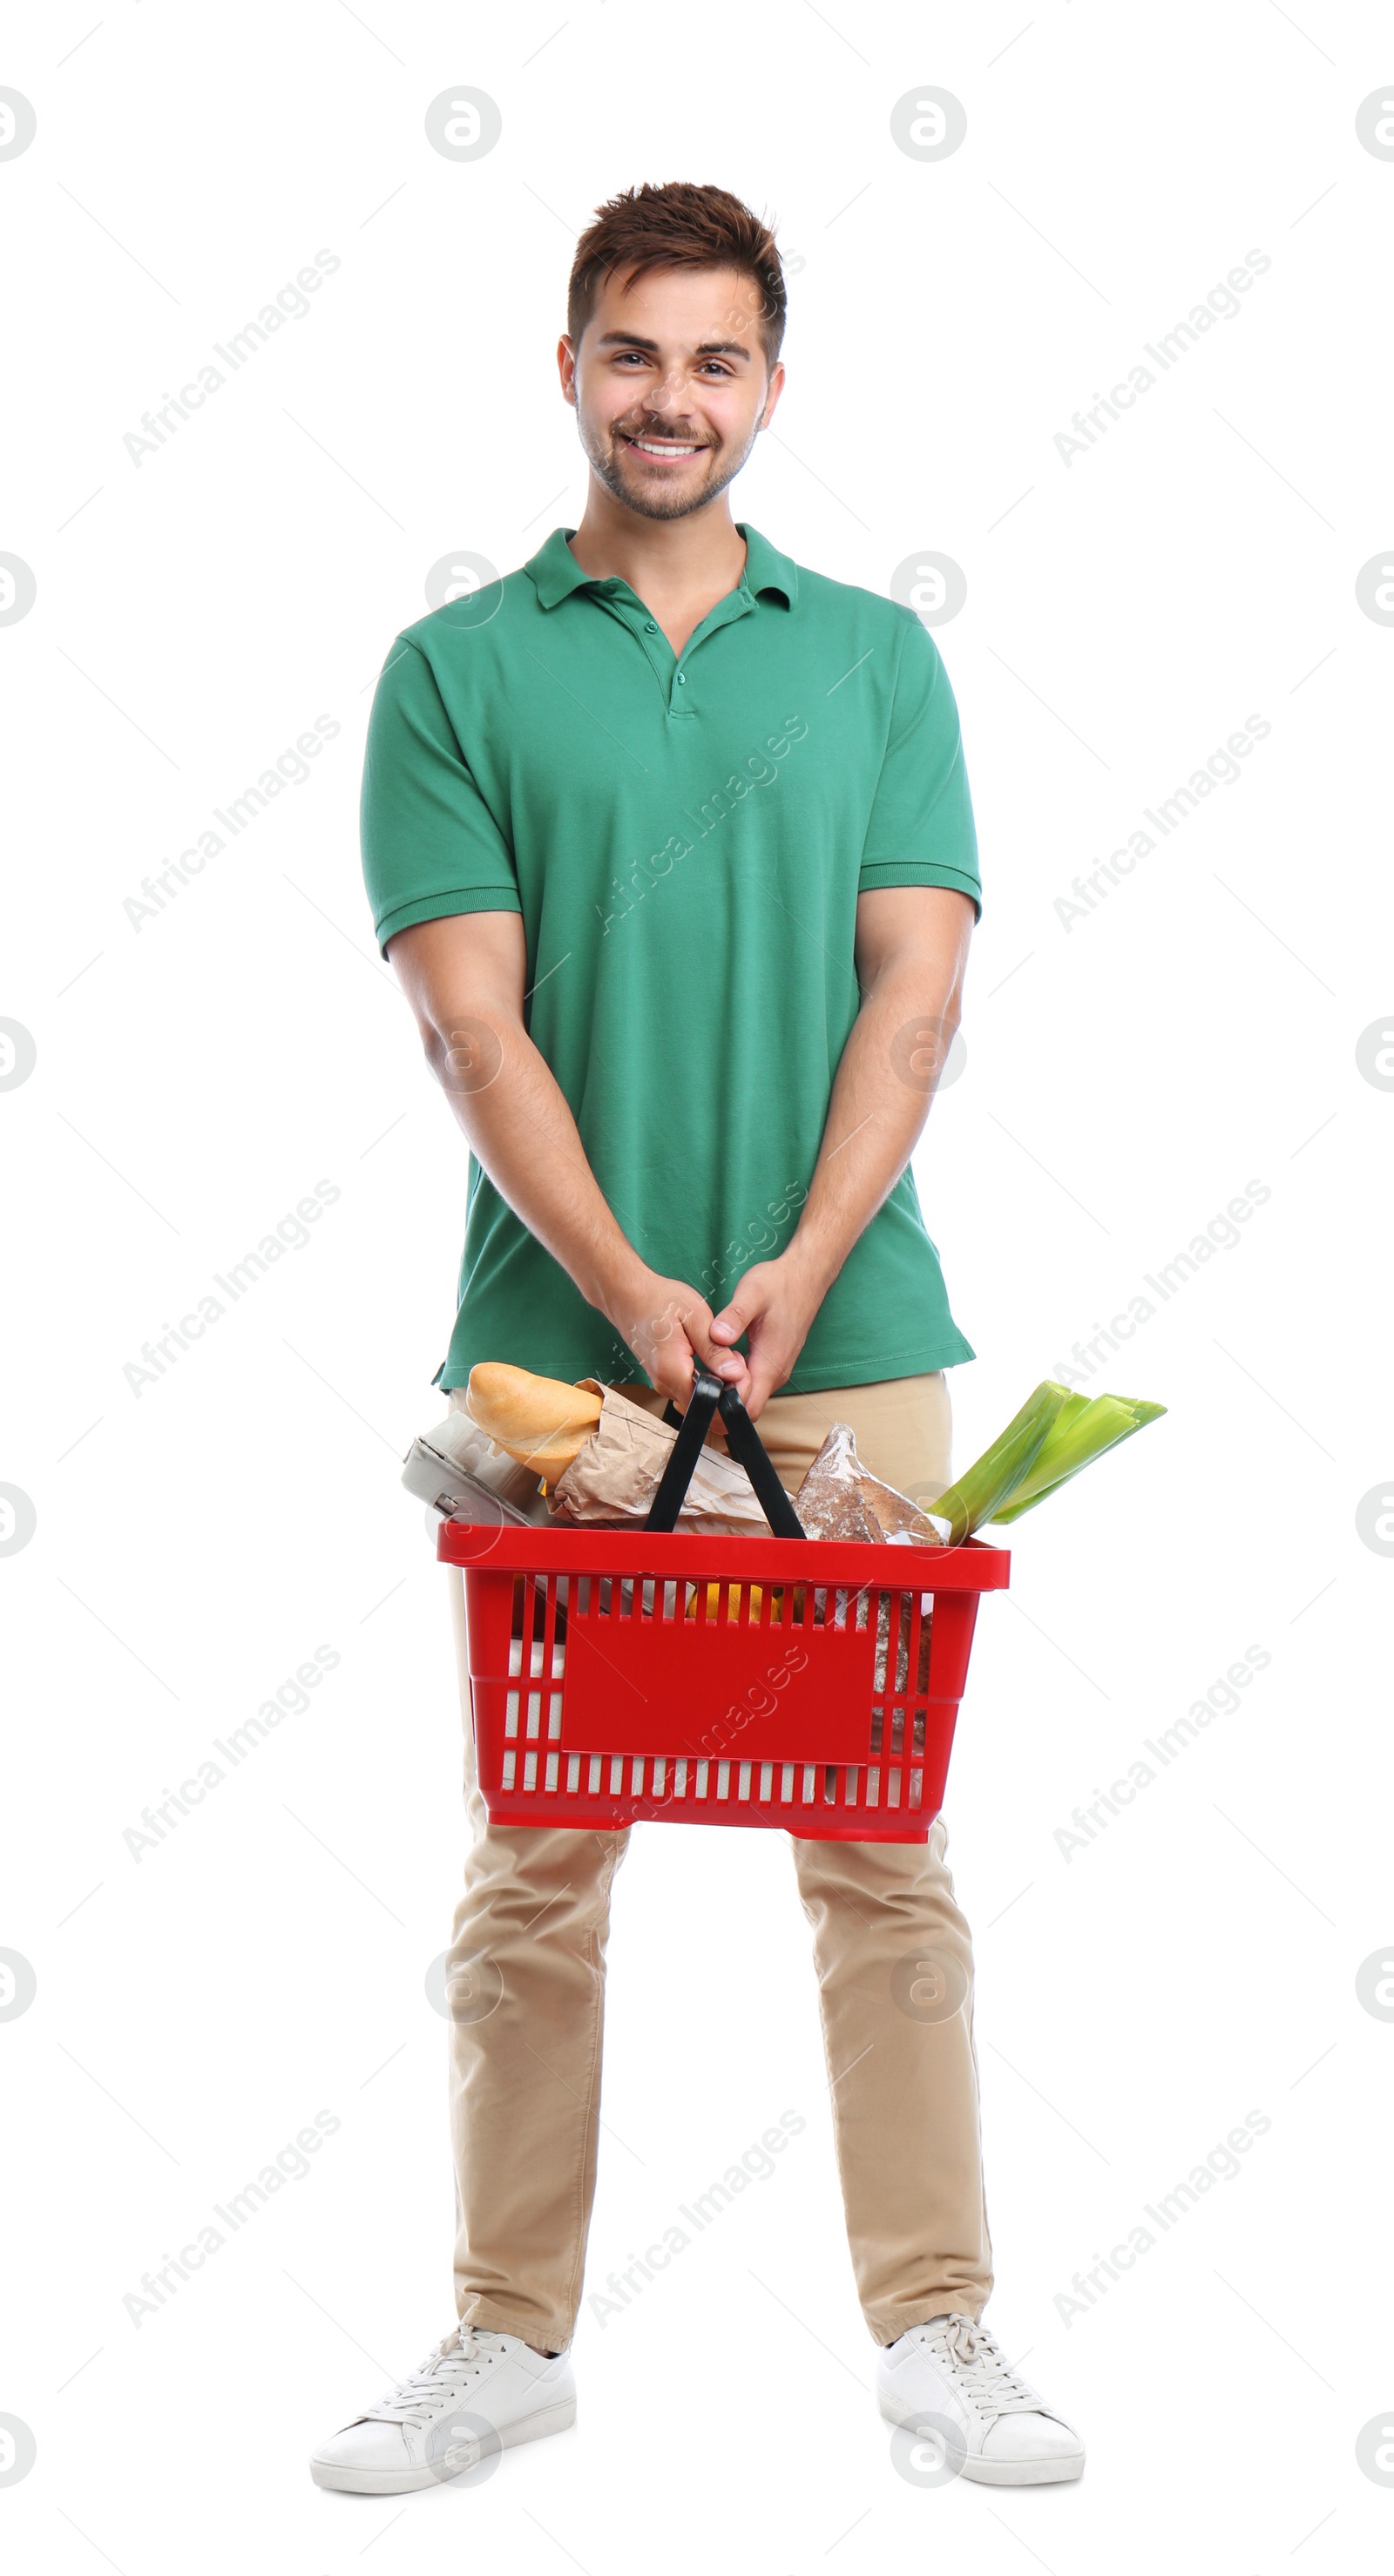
[
  {"x1": 460, "y1": 1362, "x2": 944, "y2": 1542},
  {"x1": 443, "y1": 1362, "x2": 1165, "y2": 1546}
]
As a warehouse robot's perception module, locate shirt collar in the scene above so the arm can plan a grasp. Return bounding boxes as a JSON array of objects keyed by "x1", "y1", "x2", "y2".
[
  {"x1": 737, "y1": 523, "x2": 798, "y2": 607},
  {"x1": 523, "y1": 521, "x2": 798, "y2": 612}
]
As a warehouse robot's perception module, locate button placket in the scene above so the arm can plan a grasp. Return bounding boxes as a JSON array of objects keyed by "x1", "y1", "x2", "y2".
[
  {"x1": 667, "y1": 586, "x2": 753, "y2": 718},
  {"x1": 590, "y1": 592, "x2": 679, "y2": 701}
]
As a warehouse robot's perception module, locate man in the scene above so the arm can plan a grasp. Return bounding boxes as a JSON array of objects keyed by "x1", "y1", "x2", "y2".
[{"x1": 312, "y1": 181, "x2": 1083, "y2": 2497}]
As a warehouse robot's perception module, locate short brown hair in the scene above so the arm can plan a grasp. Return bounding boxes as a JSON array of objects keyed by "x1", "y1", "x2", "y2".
[{"x1": 567, "y1": 181, "x2": 787, "y2": 368}]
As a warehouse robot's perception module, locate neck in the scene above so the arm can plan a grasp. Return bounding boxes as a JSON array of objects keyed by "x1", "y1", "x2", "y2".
[{"x1": 566, "y1": 488, "x2": 747, "y2": 608}]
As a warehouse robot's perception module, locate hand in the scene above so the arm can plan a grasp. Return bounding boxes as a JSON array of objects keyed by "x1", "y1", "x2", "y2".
[
  {"x1": 708, "y1": 1252, "x2": 824, "y2": 1419},
  {"x1": 609, "y1": 1268, "x2": 752, "y2": 1412}
]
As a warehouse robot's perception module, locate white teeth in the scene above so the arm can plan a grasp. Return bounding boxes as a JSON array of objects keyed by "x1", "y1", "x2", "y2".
[{"x1": 629, "y1": 437, "x2": 700, "y2": 456}]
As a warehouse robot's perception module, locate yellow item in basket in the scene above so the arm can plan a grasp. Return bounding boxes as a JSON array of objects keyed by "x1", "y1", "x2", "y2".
[
  {"x1": 686, "y1": 1581, "x2": 768, "y2": 1619},
  {"x1": 464, "y1": 1363, "x2": 603, "y2": 1480}
]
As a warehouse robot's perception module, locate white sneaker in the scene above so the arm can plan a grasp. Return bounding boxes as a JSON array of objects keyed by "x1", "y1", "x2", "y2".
[
  {"x1": 878, "y1": 2312, "x2": 1084, "y2": 2487},
  {"x1": 310, "y1": 2321, "x2": 576, "y2": 2494}
]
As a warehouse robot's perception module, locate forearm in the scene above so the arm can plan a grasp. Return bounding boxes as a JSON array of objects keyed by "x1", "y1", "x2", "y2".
[
  {"x1": 388, "y1": 915, "x2": 641, "y2": 1323},
  {"x1": 783, "y1": 955, "x2": 961, "y2": 1303},
  {"x1": 387, "y1": 913, "x2": 741, "y2": 1402},
  {"x1": 706, "y1": 887, "x2": 974, "y2": 1415},
  {"x1": 427, "y1": 1013, "x2": 642, "y2": 1318}
]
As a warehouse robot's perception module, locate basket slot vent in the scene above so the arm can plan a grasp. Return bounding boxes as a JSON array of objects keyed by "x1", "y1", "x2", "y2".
[{"x1": 510, "y1": 1636, "x2": 565, "y2": 1680}]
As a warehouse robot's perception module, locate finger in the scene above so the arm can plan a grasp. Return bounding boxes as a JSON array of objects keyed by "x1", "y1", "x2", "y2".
[
  {"x1": 698, "y1": 1337, "x2": 750, "y2": 1399},
  {"x1": 737, "y1": 1321, "x2": 790, "y2": 1422},
  {"x1": 741, "y1": 1362, "x2": 776, "y2": 1421},
  {"x1": 684, "y1": 1302, "x2": 746, "y2": 1381},
  {"x1": 708, "y1": 1296, "x2": 753, "y2": 1344}
]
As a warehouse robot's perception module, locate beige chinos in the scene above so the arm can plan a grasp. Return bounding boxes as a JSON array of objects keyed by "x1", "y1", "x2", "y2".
[{"x1": 443, "y1": 1369, "x2": 992, "y2": 2354}]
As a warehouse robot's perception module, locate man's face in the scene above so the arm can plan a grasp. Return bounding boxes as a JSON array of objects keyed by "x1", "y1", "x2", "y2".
[{"x1": 560, "y1": 264, "x2": 784, "y2": 522}]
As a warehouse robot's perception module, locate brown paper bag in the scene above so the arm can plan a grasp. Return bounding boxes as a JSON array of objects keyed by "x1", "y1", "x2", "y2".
[{"x1": 548, "y1": 1382, "x2": 773, "y2": 1536}]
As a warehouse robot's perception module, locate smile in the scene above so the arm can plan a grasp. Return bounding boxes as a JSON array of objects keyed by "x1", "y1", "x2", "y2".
[{"x1": 620, "y1": 433, "x2": 707, "y2": 460}]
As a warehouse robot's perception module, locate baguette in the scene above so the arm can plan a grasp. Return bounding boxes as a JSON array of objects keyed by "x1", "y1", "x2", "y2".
[{"x1": 464, "y1": 1362, "x2": 604, "y2": 1477}]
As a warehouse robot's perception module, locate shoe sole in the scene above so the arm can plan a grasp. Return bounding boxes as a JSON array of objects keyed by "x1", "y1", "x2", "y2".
[
  {"x1": 310, "y1": 2397, "x2": 577, "y2": 2495},
  {"x1": 878, "y1": 2393, "x2": 1084, "y2": 2487}
]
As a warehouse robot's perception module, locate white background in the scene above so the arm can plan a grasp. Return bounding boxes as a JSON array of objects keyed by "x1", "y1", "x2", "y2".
[{"x1": 3, "y1": 2, "x2": 1392, "y2": 2568}]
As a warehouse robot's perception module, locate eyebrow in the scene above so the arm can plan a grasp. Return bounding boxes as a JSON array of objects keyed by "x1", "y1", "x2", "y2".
[{"x1": 592, "y1": 332, "x2": 754, "y2": 362}]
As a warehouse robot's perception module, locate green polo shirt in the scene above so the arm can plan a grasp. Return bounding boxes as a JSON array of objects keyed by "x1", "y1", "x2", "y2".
[{"x1": 361, "y1": 523, "x2": 980, "y2": 1393}]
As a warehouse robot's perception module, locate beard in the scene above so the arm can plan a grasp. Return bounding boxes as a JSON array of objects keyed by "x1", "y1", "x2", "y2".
[{"x1": 577, "y1": 410, "x2": 761, "y2": 523}]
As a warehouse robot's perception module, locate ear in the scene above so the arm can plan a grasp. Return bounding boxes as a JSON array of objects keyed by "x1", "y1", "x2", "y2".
[{"x1": 757, "y1": 361, "x2": 786, "y2": 431}]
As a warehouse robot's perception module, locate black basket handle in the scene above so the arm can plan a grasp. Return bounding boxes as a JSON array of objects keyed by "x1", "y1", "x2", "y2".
[{"x1": 646, "y1": 1368, "x2": 806, "y2": 1538}]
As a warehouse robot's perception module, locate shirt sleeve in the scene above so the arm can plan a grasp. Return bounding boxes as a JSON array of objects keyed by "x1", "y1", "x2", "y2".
[
  {"x1": 360, "y1": 635, "x2": 522, "y2": 957},
  {"x1": 857, "y1": 612, "x2": 982, "y2": 917}
]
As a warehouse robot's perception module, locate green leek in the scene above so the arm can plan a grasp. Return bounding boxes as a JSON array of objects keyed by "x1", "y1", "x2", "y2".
[
  {"x1": 988, "y1": 1393, "x2": 1167, "y2": 1524},
  {"x1": 930, "y1": 1381, "x2": 1071, "y2": 1544}
]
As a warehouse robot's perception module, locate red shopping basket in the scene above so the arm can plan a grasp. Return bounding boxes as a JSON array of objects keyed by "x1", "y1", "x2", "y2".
[{"x1": 438, "y1": 1369, "x2": 1008, "y2": 1843}]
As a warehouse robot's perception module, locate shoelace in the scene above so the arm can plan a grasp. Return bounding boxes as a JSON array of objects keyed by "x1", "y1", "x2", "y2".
[
  {"x1": 918, "y1": 2316, "x2": 1043, "y2": 2422},
  {"x1": 362, "y1": 2327, "x2": 500, "y2": 2429}
]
